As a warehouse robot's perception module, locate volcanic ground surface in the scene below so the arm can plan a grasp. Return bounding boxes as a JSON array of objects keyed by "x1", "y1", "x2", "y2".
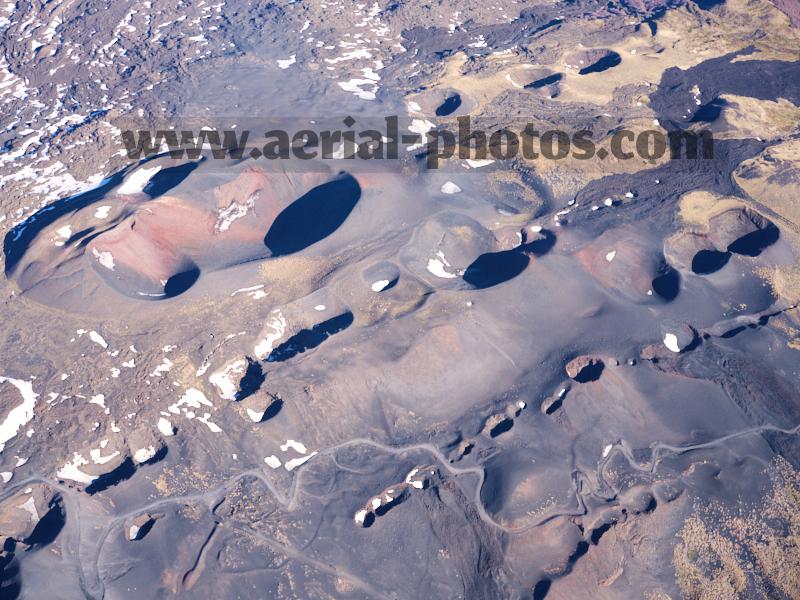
[{"x1": 1, "y1": 0, "x2": 800, "y2": 598}]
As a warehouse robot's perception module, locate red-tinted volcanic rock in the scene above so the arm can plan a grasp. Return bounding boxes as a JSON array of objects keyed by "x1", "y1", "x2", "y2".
[
  {"x1": 85, "y1": 197, "x2": 206, "y2": 297},
  {"x1": 576, "y1": 229, "x2": 678, "y2": 302},
  {"x1": 12, "y1": 165, "x2": 349, "y2": 302}
]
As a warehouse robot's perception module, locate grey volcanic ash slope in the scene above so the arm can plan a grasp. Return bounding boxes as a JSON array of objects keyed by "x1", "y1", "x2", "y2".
[{"x1": 2, "y1": 0, "x2": 800, "y2": 599}]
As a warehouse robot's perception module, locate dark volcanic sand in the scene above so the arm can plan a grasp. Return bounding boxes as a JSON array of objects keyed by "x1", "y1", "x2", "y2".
[{"x1": 1, "y1": 1, "x2": 800, "y2": 599}]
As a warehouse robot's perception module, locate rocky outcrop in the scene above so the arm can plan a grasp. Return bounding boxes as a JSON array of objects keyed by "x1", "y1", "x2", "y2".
[
  {"x1": 127, "y1": 513, "x2": 158, "y2": 541},
  {"x1": 565, "y1": 356, "x2": 604, "y2": 382},
  {"x1": 0, "y1": 484, "x2": 64, "y2": 549},
  {"x1": 354, "y1": 467, "x2": 433, "y2": 528},
  {"x1": 660, "y1": 321, "x2": 697, "y2": 353},
  {"x1": 209, "y1": 357, "x2": 263, "y2": 401},
  {"x1": 127, "y1": 427, "x2": 167, "y2": 465}
]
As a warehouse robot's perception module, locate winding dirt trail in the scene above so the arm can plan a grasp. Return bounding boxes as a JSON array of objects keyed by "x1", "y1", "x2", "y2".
[{"x1": 2, "y1": 421, "x2": 798, "y2": 598}]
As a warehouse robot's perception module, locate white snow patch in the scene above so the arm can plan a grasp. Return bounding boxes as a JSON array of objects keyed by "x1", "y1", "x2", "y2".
[
  {"x1": 246, "y1": 408, "x2": 265, "y2": 422},
  {"x1": 280, "y1": 439, "x2": 308, "y2": 454},
  {"x1": 426, "y1": 251, "x2": 458, "y2": 279},
  {"x1": 196, "y1": 362, "x2": 210, "y2": 377},
  {"x1": 209, "y1": 359, "x2": 247, "y2": 400},
  {"x1": 465, "y1": 158, "x2": 494, "y2": 168},
  {"x1": 53, "y1": 224, "x2": 72, "y2": 246},
  {"x1": 215, "y1": 192, "x2": 256, "y2": 232},
  {"x1": 89, "y1": 447, "x2": 120, "y2": 465},
  {"x1": 168, "y1": 388, "x2": 213, "y2": 414},
  {"x1": 284, "y1": 452, "x2": 317, "y2": 471},
  {"x1": 197, "y1": 413, "x2": 222, "y2": 433},
  {"x1": 441, "y1": 181, "x2": 461, "y2": 194},
  {"x1": 94, "y1": 205, "x2": 111, "y2": 219},
  {"x1": 231, "y1": 284, "x2": 265, "y2": 297},
  {"x1": 254, "y1": 309, "x2": 288, "y2": 360},
  {"x1": 92, "y1": 248, "x2": 115, "y2": 270},
  {"x1": 0, "y1": 377, "x2": 38, "y2": 453},
  {"x1": 371, "y1": 279, "x2": 390, "y2": 292},
  {"x1": 150, "y1": 357, "x2": 173, "y2": 377},
  {"x1": 157, "y1": 417, "x2": 175, "y2": 436},
  {"x1": 264, "y1": 455, "x2": 281, "y2": 469},
  {"x1": 133, "y1": 446, "x2": 156, "y2": 463},
  {"x1": 277, "y1": 54, "x2": 296, "y2": 69},
  {"x1": 57, "y1": 453, "x2": 97, "y2": 484},
  {"x1": 118, "y1": 165, "x2": 162, "y2": 195},
  {"x1": 338, "y1": 79, "x2": 377, "y2": 100},
  {"x1": 89, "y1": 331, "x2": 108, "y2": 348},
  {"x1": 504, "y1": 73, "x2": 524, "y2": 88},
  {"x1": 663, "y1": 333, "x2": 681, "y2": 353},
  {"x1": 605, "y1": 250, "x2": 616, "y2": 262},
  {"x1": 19, "y1": 496, "x2": 37, "y2": 519}
]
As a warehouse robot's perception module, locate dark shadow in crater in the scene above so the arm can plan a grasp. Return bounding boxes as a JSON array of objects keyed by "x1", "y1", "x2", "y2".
[
  {"x1": 85, "y1": 457, "x2": 137, "y2": 495},
  {"x1": 690, "y1": 98, "x2": 726, "y2": 123},
  {"x1": 727, "y1": 225, "x2": 779, "y2": 257},
  {"x1": 691, "y1": 250, "x2": 730, "y2": 274},
  {"x1": 533, "y1": 579, "x2": 551, "y2": 600},
  {"x1": 235, "y1": 359, "x2": 265, "y2": 401},
  {"x1": 262, "y1": 397, "x2": 283, "y2": 421},
  {"x1": 463, "y1": 230, "x2": 556, "y2": 290},
  {"x1": 264, "y1": 173, "x2": 361, "y2": 256},
  {"x1": 526, "y1": 73, "x2": 562, "y2": 89},
  {"x1": 695, "y1": 0, "x2": 725, "y2": 9},
  {"x1": 142, "y1": 161, "x2": 199, "y2": 197},
  {"x1": 651, "y1": 266, "x2": 680, "y2": 301},
  {"x1": 543, "y1": 397, "x2": 562, "y2": 415},
  {"x1": 376, "y1": 277, "x2": 399, "y2": 292},
  {"x1": 489, "y1": 418, "x2": 514, "y2": 438},
  {"x1": 3, "y1": 170, "x2": 126, "y2": 274},
  {"x1": 568, "y1": 540, "x2": 590, "y2": 564},
  {"x1": 25, "y1": 504, "x2": 66, "y2": 547},
  {"x1": 374, "y1": 492, "x2": 407, "y2": 517},
  {"x1": 521, "y1": 229, "x2": 556, "y2": 255},
  {"x1": 0, "y1": 554, "x2": 21, "y2": 600},
  {"x1": 163, "y1": 265, "x2": 201, "y2": 297},
  {"x1": 463, "y1": 250, "x2": 530, "y2": 289},
  {"x1": 573, "y1": 362, "x2": 604, "y2": 383},
  {"x1": 130, "y1": 518, "x2": 156, "y2": 541},
  {"x1": 463, "y1": 231, "x2": 556, "y2": 289},
  {"x1": 579, "y1": 52, "x2": 621, "y2": 75},
  {"x1": 590, "y1": 522, "x2": 612, "y2": 545},
  {"x1": 268, "y1": 312, "x2": 354, "y2": 362},
  {"x1": 140, "y1": 445, "x2": 169, "y2": 466},
  {"x1": 435, "y1": 94, "x2": 462, "y2": 116}
]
